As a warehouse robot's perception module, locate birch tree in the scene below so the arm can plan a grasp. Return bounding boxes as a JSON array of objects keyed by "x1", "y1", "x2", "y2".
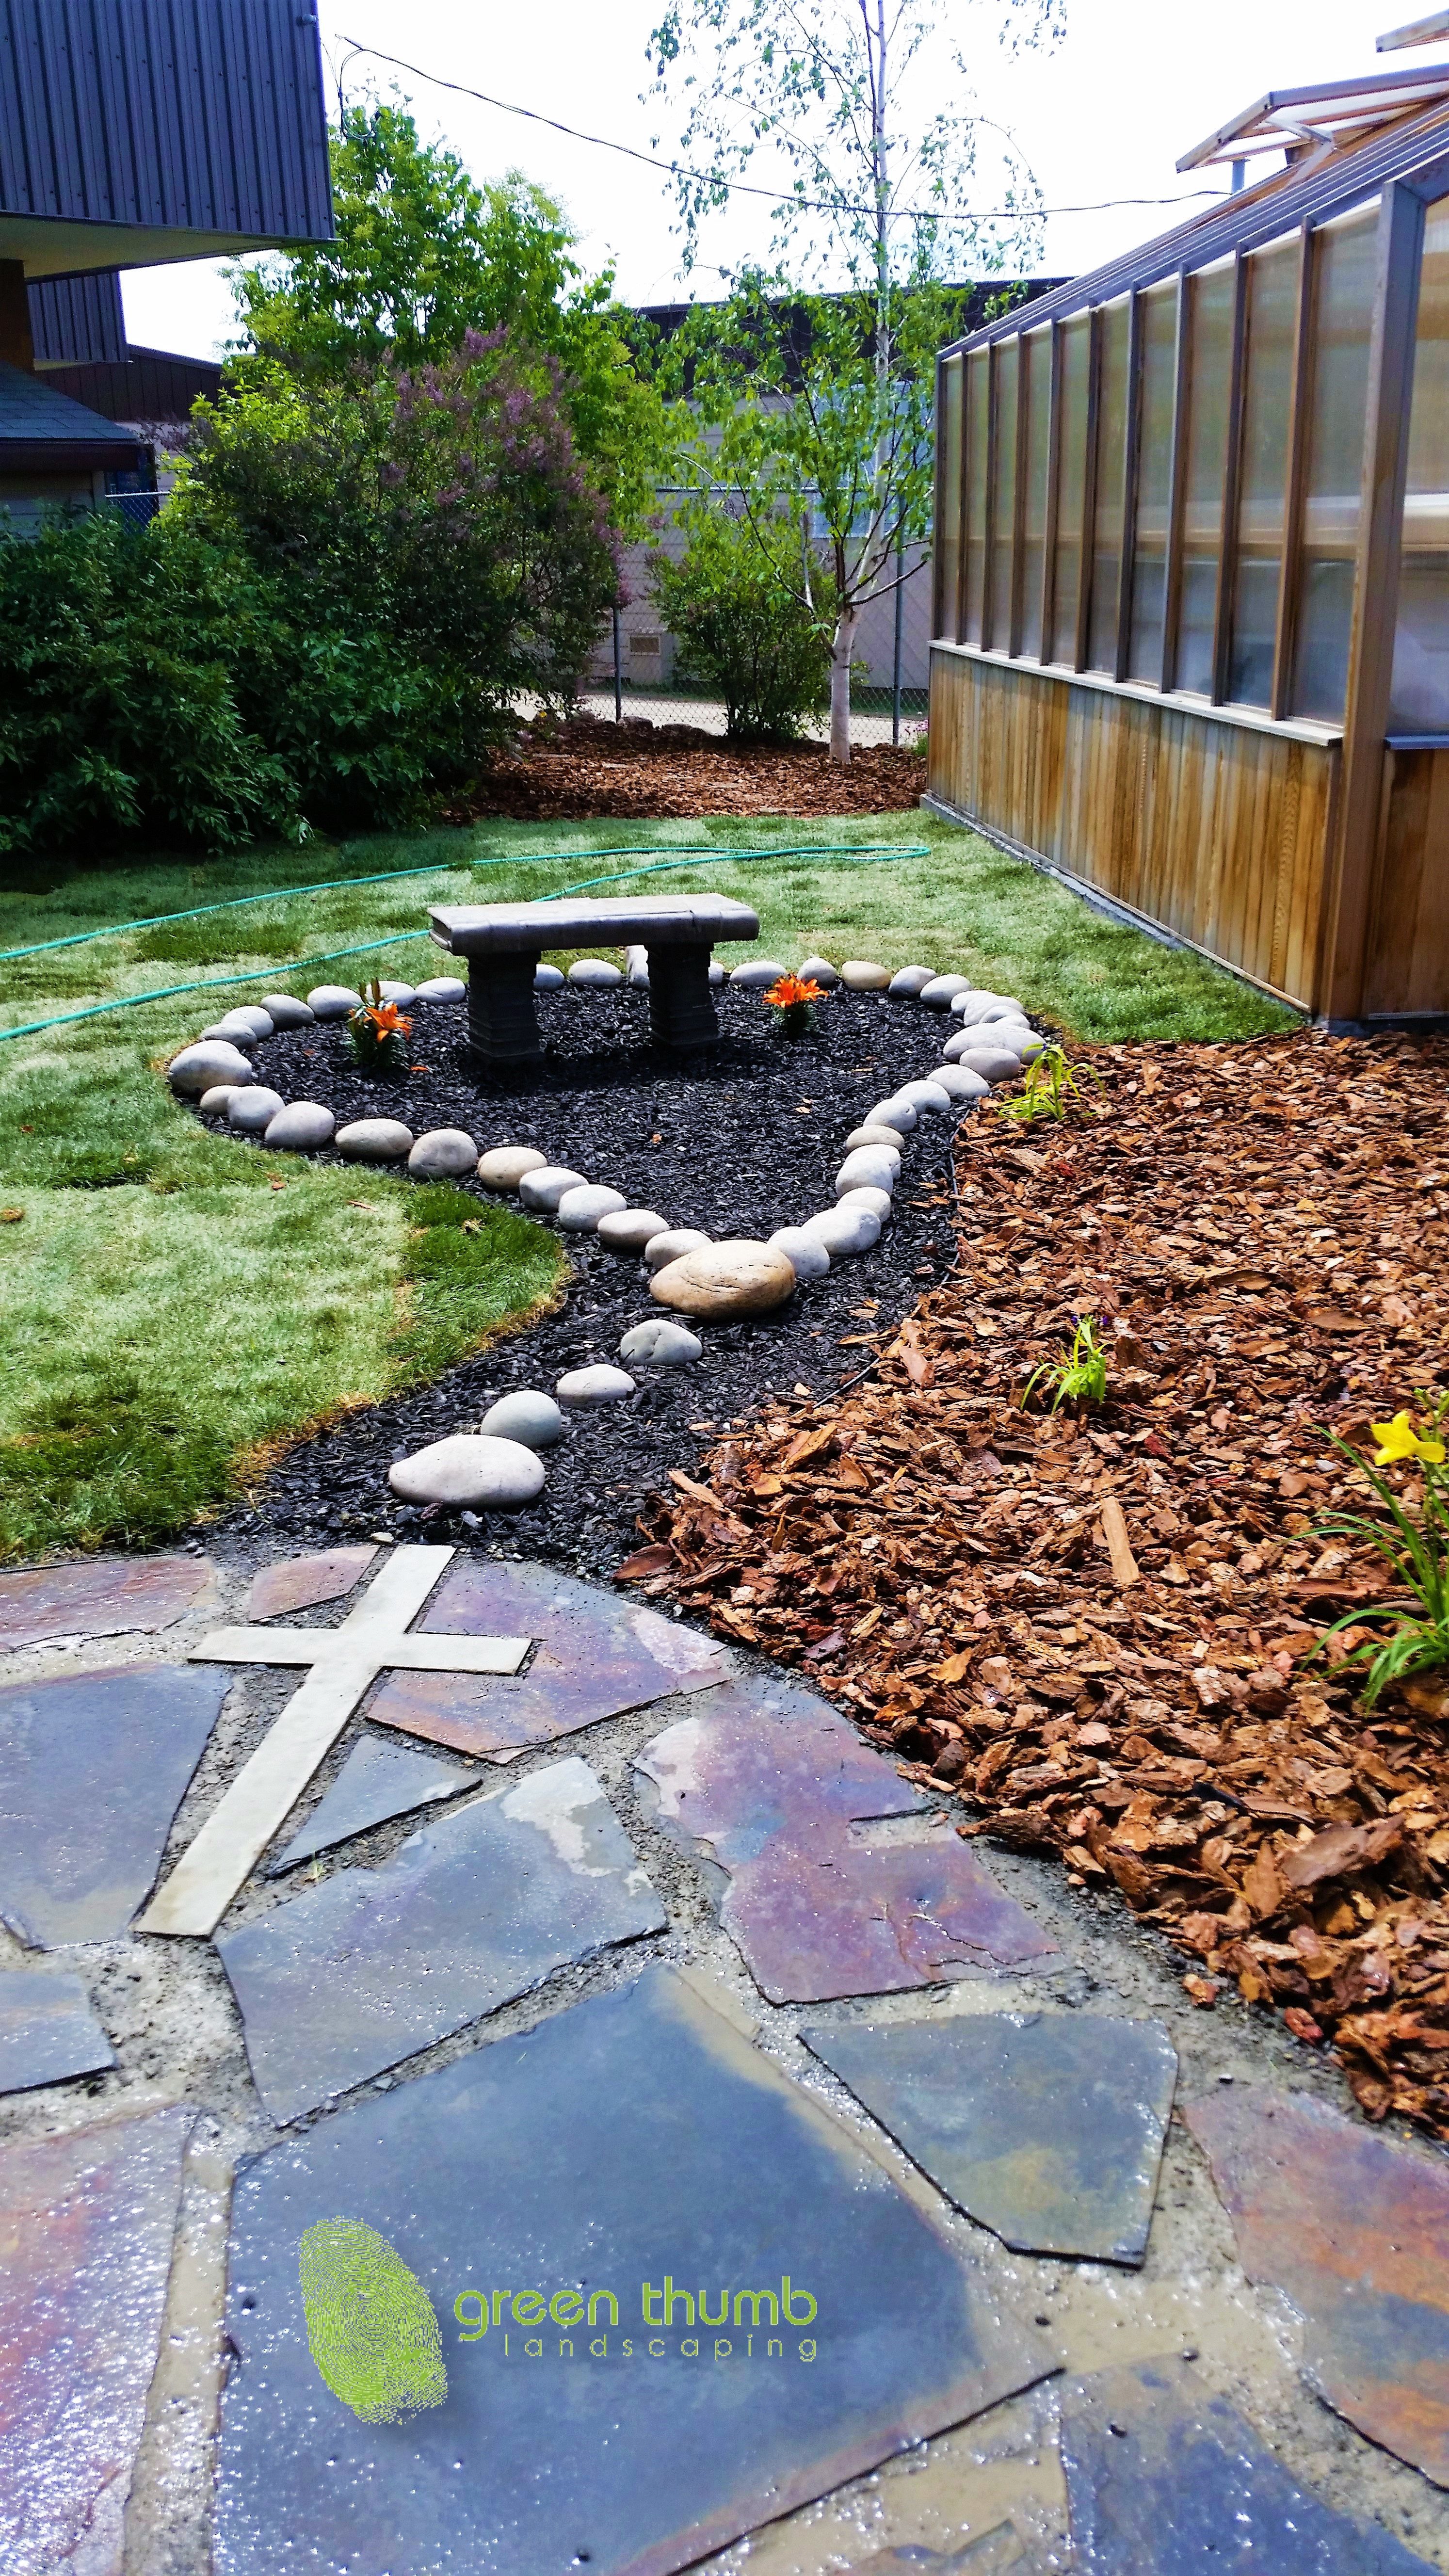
[{"x1": 645, "y1": 0, "x2": 1062, "y2": 757}]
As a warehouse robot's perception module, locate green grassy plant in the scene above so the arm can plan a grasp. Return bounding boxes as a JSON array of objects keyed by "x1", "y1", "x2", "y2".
[
  {"x1": 1315, "y1": 1395, "x2": 1449, "y2": 1704},
  {"x1": 997, "y1": 1041, "x2": 1100, "y2": 1124},
  {"x1": 1024, "y1": 1317, "x2": 1109, "y2": 1415}
]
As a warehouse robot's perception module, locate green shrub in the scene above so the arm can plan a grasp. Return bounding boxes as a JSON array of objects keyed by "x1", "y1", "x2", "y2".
[{"x1": 650, "y1": 508, "x2": 833, "y2": 740}]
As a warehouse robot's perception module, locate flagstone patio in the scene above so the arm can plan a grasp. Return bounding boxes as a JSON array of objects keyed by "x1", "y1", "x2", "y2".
[{"x1": 0, "y1": 1541, "x2": 1445, "y2": 2575}]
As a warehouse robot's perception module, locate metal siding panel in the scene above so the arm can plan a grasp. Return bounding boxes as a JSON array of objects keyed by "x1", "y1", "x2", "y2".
[
  {"x1": 28, "y1": 266, "x2": 126, "y2": 360},
  {"x1": 193, "y1": 0, "x2": 238, "y2": 232}
]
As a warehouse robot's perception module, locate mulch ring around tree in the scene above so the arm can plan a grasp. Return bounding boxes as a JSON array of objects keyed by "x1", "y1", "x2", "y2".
[
  {"x1": 444, "y1": 711, "x2": 928, "y2": 819},
  {"x1": 623, "y1": 1028, "x2": 1449, "y2": 2141}
]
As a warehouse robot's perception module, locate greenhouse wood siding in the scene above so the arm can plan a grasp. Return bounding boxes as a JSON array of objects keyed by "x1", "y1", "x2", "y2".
[
  {"x1": 930, "y1": 650, "x2": 1339, "y2": 1006},
  {"x1": 930, "y1": 86, "x2": 1449, "y2": 1023}
]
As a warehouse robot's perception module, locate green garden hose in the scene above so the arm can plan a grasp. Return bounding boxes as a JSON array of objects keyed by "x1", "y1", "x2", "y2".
[{"x1": 0, "y1": 841, "x2": 929, "y2": 1047}]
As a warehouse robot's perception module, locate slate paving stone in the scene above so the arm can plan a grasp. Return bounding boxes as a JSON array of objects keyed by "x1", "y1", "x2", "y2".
[
  {"x1": 0, "y1": 1661, "x2": 231, "y2": 1946},
  {"x1": 636, "y1": 1676, "x2": 1057, "y2": 2003},
  {"x1": 267, "y1": 1730, "x2": 479, "y2": 1872},
  {"x1": 801, "y1": 2011, "x2": 1176, "y2": 2265},
  {"x1": 243, "y1": 1545, "x2": 379, "y2": 1621},
  {"x1": 0, "y1": 1551, "x2": 215, "y2": 1653},
  {"x1": 0, "y1": 2106, "x2": 194, "y2": 2576},
  {"x1": 214, "y1": 1966, "x2": 1054, "y2": 2576},
  {"x1": 0, "y1": 1965, "x2": 115, "y2": 2093},
  {"x1": 216, "y1": 1756, "x2": 666, "y2": 2121},
  {"x1": 1058, "y1": 2356, "x2": 1436, "y2": 2573},
  {"x1": 367, "y1": 1556, "x2": 727, "y2": 1758},
  {"x1": 1185, "y1": 2086, "x2": 1449, "y2": 2487}
]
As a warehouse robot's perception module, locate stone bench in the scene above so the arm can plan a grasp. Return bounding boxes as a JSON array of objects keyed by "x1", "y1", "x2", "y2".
[{"x1": 428, "y1": 893, "x2": 760, "y2": 1065}]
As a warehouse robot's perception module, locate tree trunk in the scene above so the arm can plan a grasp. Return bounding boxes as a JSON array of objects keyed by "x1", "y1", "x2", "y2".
[{"x1": 829, "y1": 607, "x2": 857, "y2": 764}]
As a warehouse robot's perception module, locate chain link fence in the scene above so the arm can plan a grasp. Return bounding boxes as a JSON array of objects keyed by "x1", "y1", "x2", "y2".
[{"x1": 581, "y1": 524, "x2": 933, "y2": 749}]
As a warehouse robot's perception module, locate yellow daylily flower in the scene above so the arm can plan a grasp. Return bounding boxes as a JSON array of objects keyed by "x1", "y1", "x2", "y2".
[{"x1": 1372, "y1": 1410, "x2": 1447, "y2": 1467}]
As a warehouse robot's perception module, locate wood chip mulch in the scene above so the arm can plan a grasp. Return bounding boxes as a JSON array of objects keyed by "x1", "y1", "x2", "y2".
[
  {"x1": 445, "y1": 713, "x2": 928, "y2": 820},
  {"x1": 621, "y1": 1030, "x2": 1449, "y2": 2139}
]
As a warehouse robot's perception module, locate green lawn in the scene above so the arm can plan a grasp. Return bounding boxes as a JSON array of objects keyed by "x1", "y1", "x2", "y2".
[{"x1": 0, "y1": 811, "x2": 1297, "y2": 1564}]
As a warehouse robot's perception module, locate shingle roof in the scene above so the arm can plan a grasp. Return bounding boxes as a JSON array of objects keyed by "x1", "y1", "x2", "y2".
[{"x1": 0, "y1": 359, "x2": 143, "y2": 468}]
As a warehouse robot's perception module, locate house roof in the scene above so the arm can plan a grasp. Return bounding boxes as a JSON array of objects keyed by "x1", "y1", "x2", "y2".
[
  {"x1": 1178, "y1": 62, "x2": 1449, "y2": 170},
  {"x1": 0, "y1": 359, "x2": 144, "y2": 471},
  {"x1": 945, "y1": 89, "x2": 1449, "y2": 357}
]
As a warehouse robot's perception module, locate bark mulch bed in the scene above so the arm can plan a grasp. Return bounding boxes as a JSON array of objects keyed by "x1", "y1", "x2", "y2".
[
  {"x1": 444, "y1": 712, "x2": 928, "y2": 820},
  {"x1": 622, "y1": 1029, "x2": 1449, "y2": 2140}
]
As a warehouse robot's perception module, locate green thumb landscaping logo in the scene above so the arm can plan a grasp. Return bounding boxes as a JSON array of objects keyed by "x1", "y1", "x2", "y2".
[{"x1": 299, "y1": 2218, "x2": 448, "y2": 2424}]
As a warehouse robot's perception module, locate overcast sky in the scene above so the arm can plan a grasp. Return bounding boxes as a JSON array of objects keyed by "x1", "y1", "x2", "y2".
[{"x1": 121, "y1": 0, "x2": 1407, "y2": 357}]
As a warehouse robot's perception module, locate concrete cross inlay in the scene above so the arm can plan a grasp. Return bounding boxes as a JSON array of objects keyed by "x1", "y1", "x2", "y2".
[
  {"x1": 214, "y1": 1966, "x2": 1055, "y2": 2575},
  {"x1": 139, "y1": 1546, "x2": 530, "y2": 1938}
]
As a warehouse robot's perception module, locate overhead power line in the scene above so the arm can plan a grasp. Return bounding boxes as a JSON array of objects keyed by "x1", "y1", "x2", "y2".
[{"x1": 337, "y1": 37, "x2": 1224, "y2": 226}]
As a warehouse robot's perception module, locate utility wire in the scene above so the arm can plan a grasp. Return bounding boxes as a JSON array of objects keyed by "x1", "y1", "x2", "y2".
[{"x1": 338, "y1": 37, "x2": 1224, "y2": 226}]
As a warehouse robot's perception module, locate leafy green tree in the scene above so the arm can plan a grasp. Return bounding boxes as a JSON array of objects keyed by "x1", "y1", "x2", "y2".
[
  {"x1": 650, "y1": 503, "x2": 834, "y2": 739},
  {"x1": 645, "y1": 0, "x2": 1059, "y2": 756},
  {"x1": 232, "y1": 101, "x2": 667, "y2": 533}
]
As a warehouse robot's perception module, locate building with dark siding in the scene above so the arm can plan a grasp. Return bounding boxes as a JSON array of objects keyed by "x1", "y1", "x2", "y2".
[{"x1": 0, "y1": 0, "x2": 332, "y2": 523}]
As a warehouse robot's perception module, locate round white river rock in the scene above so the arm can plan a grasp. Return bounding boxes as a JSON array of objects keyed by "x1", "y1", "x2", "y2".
[
  {"x1": 168, "y1": 1041, "x2": 255, "y2": 1094},
  {"x1": 199, "y1": 1085, "x2": 242, "y2": 1115},
  {"x1": 534, "y1": 964, "x2": 565, "y2": 991},
  {"x1": 619, "y1": 1319, "x2": 703, "y2": 1365},
  {"x1": 954, "y1": 1044, "x2": 1026, "y2": 1084},
  {"x1": 845, "y1": 1124, "x2": 908, "y2": 1153},
  {"x1": 934, "y1": 1063, "x2": 991, "y2": 1102},
  {"x1": 227, "y1": 1088, "x2": 286, "y2": 1133},
  {"x1": 918, "y1": 975, "x2": 971, "y2": 1008},
  {"x1": 306, "y1": 985, "x2": 363, "y2": 1019},
  {"x1": 729, "y1": 958, "x2": 791, "y2": 988},
  {"x1": 409, "y1": 1129, "x2": 479, "y2": 1179},
  {"x1": 797, "y1": 955, "x2": 840, "y2": 987},
  {"x1": 478, "y1": 1146, "x2": 550, "y2": 1190},
  {"x1": 555, "y1": 1364, "x2": 637, "y2": 1406},
  {"x1": 644, "y1": 1227, "x2": 712, "y2": 1272},
  {"x1": 836, "y1": 1146, "x2": 898, "y2": 1196},
  {"x1": 567, "y1": 959, "x2": 623, "y2": 987},
  {"x1": 864, "y1": 1097, "x2": 917, "y2": 1133},
  {"x1": 894, "y1": 1079, "x2": 952, "y2": 1115},
  {"x1": 264, "y1": 1102, "x2": 335, "y2": 1151},
  {"x1": 597, "y1": 1208, "x2": 671, "y2": 1253},
  {"x1": 260, "y1": 993, "x2": 316, "y2": 1029},
  {"x1": 413, "y1": 976, "x2": 466, "y2": 1003},
  {"x1": 767, "y1": 1226, "x2": 831, "y2": 1280},
  {"x1": 804, "y1": 1204, "x2": 881, "y2": 1256},
  {"x1": 480, "y1": 1390, "x2": 566, "y2": 1448},
  {"x1": 837, "y1": 1186, "x2": 892, "y2": 1222},
  {"x1": 388, "y1": 1434, "x2": 546, "y2": 1509},
  {"x1": 841, "y1": 960, "x2": 890, "y2": 990},
  {"x1": 518, "y1": 1166, "x2": 589, "y2": 1212},
  {"x1": 557, "y1": 1184, "x2": 628, "y2": 1231},
  {"x1": 336, "y1": 1118, "x2": 414, "y2": 1161},
  {"x1": 887, "y1": 965, "x2": 934, "y2": 997}
]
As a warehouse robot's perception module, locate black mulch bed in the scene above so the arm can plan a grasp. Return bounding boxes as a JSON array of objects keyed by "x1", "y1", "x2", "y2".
[{"x1": 205, "y1": 983, "x2": 1031, "y2": 1578}]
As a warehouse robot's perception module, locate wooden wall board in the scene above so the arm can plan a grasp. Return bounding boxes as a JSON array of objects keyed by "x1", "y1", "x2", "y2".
[
  {"x1": 1364, "y1": 745, "x2": 1449, "y2": 1015},
  {"x1": 927, "y1": 645, "x2": 1340, "y2": 1009}
]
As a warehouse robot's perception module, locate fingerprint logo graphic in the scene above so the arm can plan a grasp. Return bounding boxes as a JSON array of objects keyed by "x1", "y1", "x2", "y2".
[{"x1": 298, "y1": 2217, "x2": 448, "y2": 2424}]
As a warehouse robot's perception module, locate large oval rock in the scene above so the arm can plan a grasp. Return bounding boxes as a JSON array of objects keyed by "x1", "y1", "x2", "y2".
[
  {"x1": 480, "y1": 1389, "x2": 566, "y2": 1448},
  {"x1": 567, "y1": 958, "x2": 623, "y2": 987},
  {"x1": 953, "y1": 992, "x2": 1021, "y2": 1026},
  {"x1": 804, "y1": 1204, "x2": 881, "y2": 1256},
  {"x1": 555, "y1": 1364, "x2": 636, "y2": 1406},
  {"x1": 728, "y1": 958, "x2": 789, "y2": 988},
  {"x1": 841, "y1": 960, "x2": 890, "y2": 990},
  {"x1": 887, "y1": 965, "x2": 934, "y2": 997},
  {"x1": 846, "y1": 1123, "x2": 912, "y2": 1153},
  {"x1": 836, "y1": 1146, "x2": 898, "y2": 1196},
  {"x1": 557, "y1": 1184, "x2": 628, "y2": 1231},
  {"x1": 208, "y1": 1006, "x2": 274, "y2": 1042},
  {"x1": 265, "y1": 1102, "x2": 335, "y2": 1152},
  {"x1": 200, "y1": 1085, "x2": 243, "y2": 1115},
  {"x1": 227, "y1": 1087, "x2": 286, "y2": 1133},
  {"x1": 413, "y1": 976, "x2": 467, "y2": 1003},
  {"x1": 797, "y1": 955, "x2": 840, "y2": 988},
  {"x1": 644, "y1": 1226, "x2": 711, "y2": 1272},
  {"x1": 894, "y1": 1079, "x2": 952, "y2": 1115},
  {"x1": 408, "y1": 1128, "x2": 478, "y2": 1179},
  {"x1": 307, "y1": 985, "x2": 364, "y2": 1019},
  {"x1": 934, "y1": 1063, "x2": 991, "y2": 1102},
  {"x1": 767, "y1": 1226, "x2": 831, "y2": 1280},
  {"x1": 336, "y1": 1118, "x2": 414, "y2": 1161},
  {"x1": 596, "y1": 1208, "x2": 671, "y2": 1253},
  {"x1": 533, "y1": 963, "x2": 565, "y2": 991},
  {"x1": 864, "y1": 1096, "x2": 917, "y2": 1133},
  {"x1": 651, "y1": 1240, "x2": 796, "y2": 1318},
  {"x1": 260, "y1": 993, "x2": 316, "y2": 1029},
  {"x1": 918, "y1": 974, "x2": 971, "y2": 1008},
  {"x1": 168, "y1": 1040, "x2": 255, "y2": 1094},
  {"x1": 388, "y1": 1434, "x2": 545, "y2": 1508},
  {"x1": 518, "y1": 1166, "x2": 588, "y2": 1212},
  {"x1": 837, "y1": 1185, "x2": 892, "y2": 1223},
  {"x1": 619, "y1": 1319, "x2": 702, "y2": 1366},
  {"x1": 379, "y1": 981, "x2": 415, "y2": 1005},
  {"x1": 477, "y1": 1146, "x2": 549, "y2": 1190},
  {"x1": 954, "y1": 1044, "x2": 1025, "y2": 1084}
]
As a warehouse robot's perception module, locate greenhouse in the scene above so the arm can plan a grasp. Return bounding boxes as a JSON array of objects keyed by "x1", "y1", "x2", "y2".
[{"x1": 928, "y1": 34, "x2": 1449, "y2": 1024}]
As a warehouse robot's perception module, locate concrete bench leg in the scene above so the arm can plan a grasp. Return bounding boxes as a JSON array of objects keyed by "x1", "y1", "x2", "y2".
[
  {"x1": 467, "y1": 952, "x2": 541, "y2": 1067},
  {"x1": 647, "y1": 941, "x2": 719, "y2": 1049}
]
